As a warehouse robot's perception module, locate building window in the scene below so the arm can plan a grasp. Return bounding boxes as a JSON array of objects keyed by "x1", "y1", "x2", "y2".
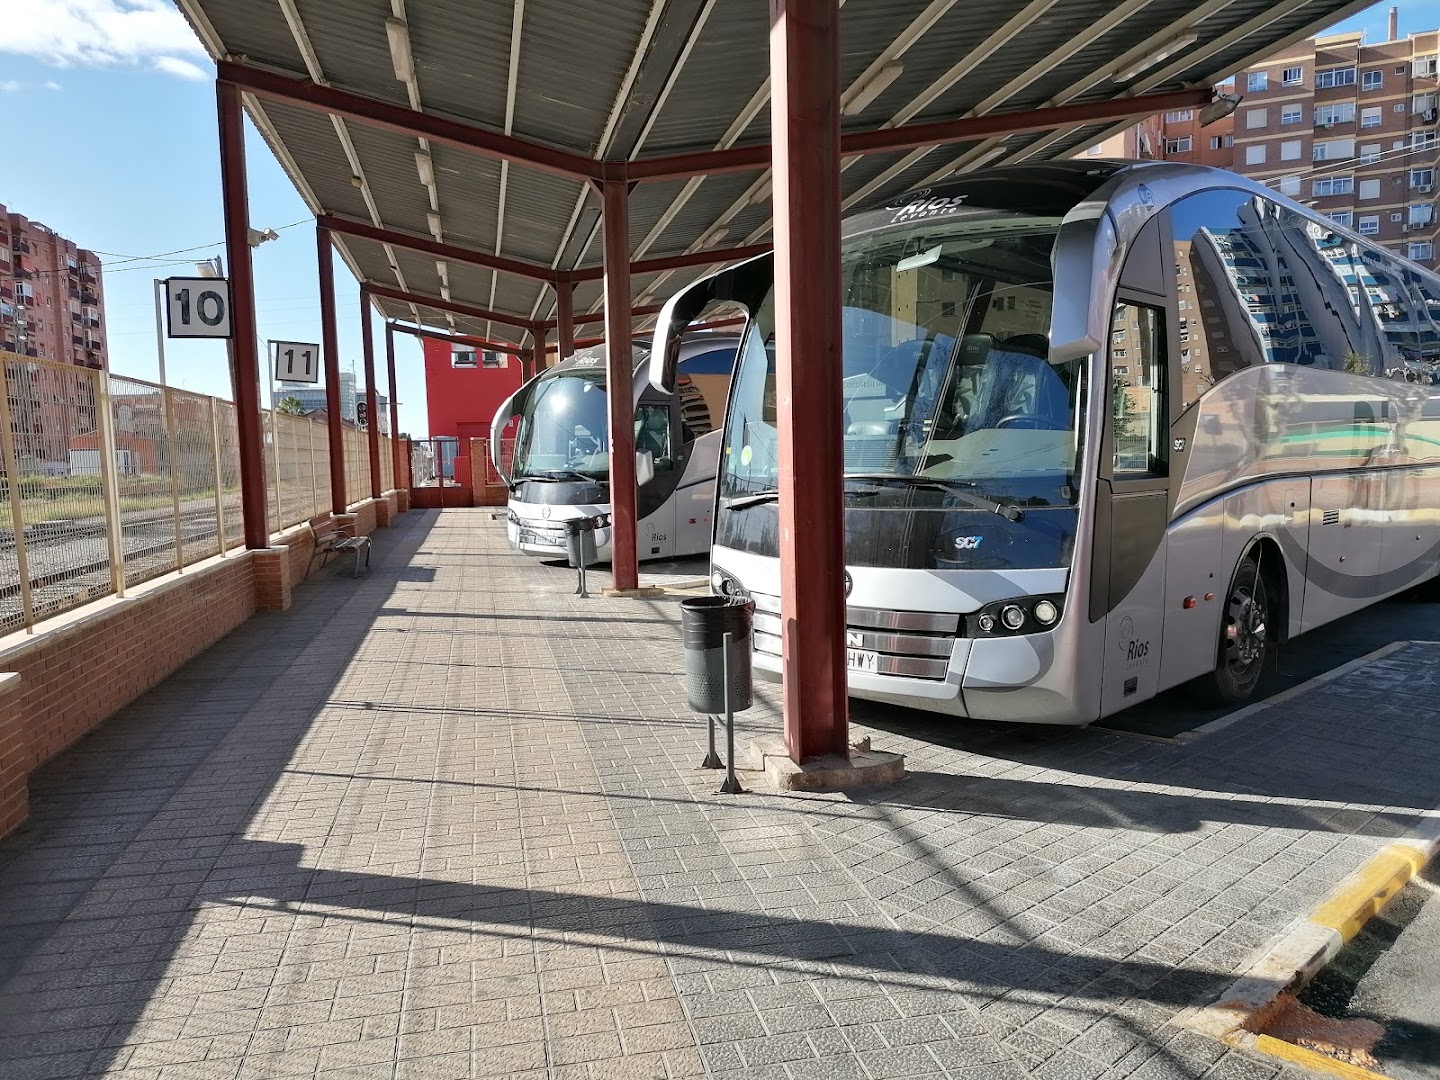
[
  {"x1": 1209, "y1": 135, "x2": 1223, "y2": 150},
  {"x1": 1359, "y1": 178, "x2": 1381, "y2": 199},
  {"x1": 1413, "y1": 131, "x2": 1439, "y2": 151},
  {"x1": 1245, "y1": 144, "x2": 1267, "y2": 165},
  {"x1": 1277, "y1": 140, "x2": 1301, "y2": 161},
  {"x1": 1164, "y1": 109, "x2": 1193, "y2": 123},
  {"x1": 1416, "y1": 93, "x2": 1438, "y2": 114},
  {"x1": 1408, "y1": 241, "x2": 1435, "y2": 261},
  {"x1": 1165, "y1": 136, "x2": 1192, "y2": 154},
  {"x1": 1313, "y1": 176, "x2": 1354, "y2": 197},
  {"x1": 1316, "y1": 66, "x2": 1356, "y2": 88},
  {"x1": 1315, "y1": 102, "x2": 1356, "y2": 126},
  {"x1": 1410, "y1": 205, "x2": 1436, "y2": 226},
  {"x1": 1246, "y1": 108, "x2": 1268, "y2": 129},
  {"x1": 1360, "y1": 143, "x2": 1381, "y2": 164},
  {"x1": 1283, "y1": 66, "x2": 1304, "y2": 86},
  {"x1": 1247, "y1": 71, "x2": 1269, "y2": 92},
  {"x1": 1328, "y1": 211, "x2": 1353, "y2": 228},
  {"x1": 1359, "y1": 215, "x2": 1380, "y2": 235},
  {"x1": 451, "y1": 347, "x2": 477, "y2": 368},
  {"x1": 1360, "y1": 107, "x2": 1382, "y2": 128},
  {"x1": 1224, "y1": 133, "x2": 1235, "y2": 148},
  {"x1": 1314, "y1": 138, "x2": 1355, "y2": 162},
  {"x1": 1281, "y1": 104, "x2": 1303, "y2": 125},
  {"x1": 1362, "y1": 69, "x2": 1383, "y2": 91},
  {"x1": 1411, "y1": 168, "x2": 1436, "y2": 190},
  {"x1": 1414, "y1": 56, "x2": 1438, "y2": 79}
]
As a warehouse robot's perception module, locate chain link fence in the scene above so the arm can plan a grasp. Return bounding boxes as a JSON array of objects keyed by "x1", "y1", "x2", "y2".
[{"x1": 0, "y1": 352, "x2": 399, "y2": 635}]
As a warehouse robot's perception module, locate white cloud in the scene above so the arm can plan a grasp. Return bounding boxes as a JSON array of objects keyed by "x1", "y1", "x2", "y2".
[
  {"x1": 0, "y1": 0, "x2": 206, "y2": 71},
  {"x1": 44, "y1": 81, "x2": 63, "y2": 91},
  {"x1": 152, "y1": 56, "x2": 207, "y2": 81},
  {"x1": 0, "y1": 80, "x2": 21, "y2": 93}
]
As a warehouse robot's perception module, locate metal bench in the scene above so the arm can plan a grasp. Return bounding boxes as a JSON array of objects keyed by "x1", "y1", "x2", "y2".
[{"x1": 305, "y1": 516, "x2": 371, "y2": 579}]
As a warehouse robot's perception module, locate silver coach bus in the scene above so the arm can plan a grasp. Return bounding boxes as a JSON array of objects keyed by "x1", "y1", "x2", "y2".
[{"x1": 647, "y1": 161, "x2": 1440, "y2": 724}]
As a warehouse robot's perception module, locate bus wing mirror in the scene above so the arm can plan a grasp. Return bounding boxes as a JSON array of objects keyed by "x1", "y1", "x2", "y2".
[{"x1": 636, "y1": 449, "x2": 655, "y2": 487}]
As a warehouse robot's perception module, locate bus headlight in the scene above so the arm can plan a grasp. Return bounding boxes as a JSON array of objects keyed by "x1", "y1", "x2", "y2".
[
  {"x1": 966, "y1": 594, "x2": 1064, "y2": 637},
  {"x1": 710, "y1": 567, "x2": 750, "y2": 599}
]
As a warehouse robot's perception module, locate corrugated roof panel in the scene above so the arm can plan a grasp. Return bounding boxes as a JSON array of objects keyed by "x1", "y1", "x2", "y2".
[
  {"x1": 404, "y1": 1, "x2": 517, "y2": 132},
  {"x1": 511, "y1": 0, "x2": 659, "y2": 153},
  {"x1": 256, "y1": 101, "x2": 374, "y2": 222},
  {"x1": 500, "y1": 170, "x2": 592, "y2": 267}
]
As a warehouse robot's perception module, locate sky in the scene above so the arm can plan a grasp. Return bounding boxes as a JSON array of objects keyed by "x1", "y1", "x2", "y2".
[{"x1": 0, "y1": 0, "x2": 1435, "y2": 441}]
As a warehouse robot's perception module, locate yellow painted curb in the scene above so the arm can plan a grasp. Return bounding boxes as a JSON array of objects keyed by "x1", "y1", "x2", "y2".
[
  {"x1": 1311, "y1": 844, "x2": 1427, "y2": 943},
  {"x1": 1254, "y1": 1035, "x2": 1394, "y2": 1080}
]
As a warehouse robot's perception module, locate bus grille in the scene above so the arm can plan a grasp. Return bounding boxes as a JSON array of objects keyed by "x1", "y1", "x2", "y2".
[{"x1": 748, "y1": 592, "x2": 957, "y2": 681}]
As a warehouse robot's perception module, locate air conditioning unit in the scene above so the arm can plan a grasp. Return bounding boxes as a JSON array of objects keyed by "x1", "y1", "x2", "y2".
[{"x1": 1419, "y1": 184, "x2": 1435, "y2": 194}]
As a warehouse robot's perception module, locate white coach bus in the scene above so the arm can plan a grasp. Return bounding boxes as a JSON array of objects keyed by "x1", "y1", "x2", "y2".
[{"x1": 647, "y1": 160, "x2": 1440, "y2": 724}]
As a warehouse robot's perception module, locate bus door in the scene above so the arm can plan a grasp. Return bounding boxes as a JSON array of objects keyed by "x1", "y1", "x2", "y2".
[{"x1": 1092, "y1": 295, "x2": 1173, "y2": 717}]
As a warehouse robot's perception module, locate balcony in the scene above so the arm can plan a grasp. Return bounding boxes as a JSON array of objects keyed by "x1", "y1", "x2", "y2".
[
  {"x1": 0, "y1": 284, "x2": 11, "y2": 302},
  {"x1": 72, "y1": 334, "x2": 84, "y2": 349},
  {"x1": 10, "y1": 239, "x2": 28, "y2": 254},
  {"x1": 84, "y1": 316, "x2": 101, "y2": 329},
  {"x1": 79, "y1": 266, "x2": 98, "y2": 283},
  {"x1": 79, "y1": 290, "x2": 98, "y2": 306}
]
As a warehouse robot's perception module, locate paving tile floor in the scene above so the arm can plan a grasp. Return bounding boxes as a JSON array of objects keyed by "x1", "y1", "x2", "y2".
[{"x1": 2, "y1": 508, "x2": 1439, "y2": 1080}]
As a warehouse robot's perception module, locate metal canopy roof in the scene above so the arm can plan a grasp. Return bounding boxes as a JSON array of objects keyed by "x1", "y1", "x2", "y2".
[{"x1": 174, "y1": 0, "x2": 1372, "y2": 348}]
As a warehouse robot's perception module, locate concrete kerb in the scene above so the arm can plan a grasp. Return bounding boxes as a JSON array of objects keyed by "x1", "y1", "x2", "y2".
[
  {"x1": 1177, "y1": 822, "x2": 1440, "y2": 1077},
  {"x1": 747, "y1": 734, "x2": 905, "y2": 792}
]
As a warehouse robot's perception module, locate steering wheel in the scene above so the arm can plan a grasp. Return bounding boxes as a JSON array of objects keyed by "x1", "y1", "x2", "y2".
[
  {"x1": 994, "y1": 414, "x2": 1053, "y2": 430},
  {"x1": 571, "y1": 434, "x2": 602, "y2": 457}
]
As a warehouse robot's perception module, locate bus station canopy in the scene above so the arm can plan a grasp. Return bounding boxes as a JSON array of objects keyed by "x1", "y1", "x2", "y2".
[{"x1": 175, "y1": 0, "x2": 1371, "y2": 348}]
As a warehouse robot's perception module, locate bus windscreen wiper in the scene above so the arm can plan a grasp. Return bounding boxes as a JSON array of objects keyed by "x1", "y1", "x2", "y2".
[
  {"x1": 843, "y1": 473, "x2": 1024, "y2": 522},
  {"x1": 517, "y1": 469, "x2": 599, "y2": 483},
  {"x1": 724, "y1": 489, "x2": 780, "y2": 510}
]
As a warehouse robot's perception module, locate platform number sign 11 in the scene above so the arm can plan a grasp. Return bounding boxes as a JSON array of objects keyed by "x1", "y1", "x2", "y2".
[
  {"x1": 272, "y1": 341, "x2": 321, "y2": 384},
  {"x1": 164, "y1": 277, "x2": 232, "y2": 339}
]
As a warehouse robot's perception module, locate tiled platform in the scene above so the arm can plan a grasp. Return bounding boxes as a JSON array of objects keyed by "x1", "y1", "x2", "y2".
[{"x1": 3, "y1": 508, "x2": 1438, "y2": 1080}]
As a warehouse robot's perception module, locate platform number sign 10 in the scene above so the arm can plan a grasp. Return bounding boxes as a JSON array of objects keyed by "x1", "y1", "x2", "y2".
[
  {"x1": 272, "y1": 341, "x2": 321, "y2": 384},
  {"x1": 164, "y1": 277, "x2": 232, "y2": 339}
]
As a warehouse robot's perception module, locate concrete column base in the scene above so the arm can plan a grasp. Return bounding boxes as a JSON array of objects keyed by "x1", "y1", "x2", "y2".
[
  {"x1": 748, "y1": 734, "x2": 905, "y2": 792},
  {"x1": 600, "y1": 586, "x2": 667, "y2": 599}
]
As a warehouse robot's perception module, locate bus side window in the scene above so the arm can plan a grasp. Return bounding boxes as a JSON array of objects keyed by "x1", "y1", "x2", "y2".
[{"x1": 1110, "y1": 302, "x2": 1168, "y2": 479}]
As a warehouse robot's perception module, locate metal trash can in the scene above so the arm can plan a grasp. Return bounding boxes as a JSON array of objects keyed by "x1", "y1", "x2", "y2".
[
  {"x1": 679, "y1": 596, "x2": 755, "y2": 713},
  {"x1": 564, "y1": 516, "x2": 600, "y2": 569}
]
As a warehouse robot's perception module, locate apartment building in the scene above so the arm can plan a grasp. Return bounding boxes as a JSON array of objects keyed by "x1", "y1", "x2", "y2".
[
  {"x1": 0, "y1": 205, "x2": 108, "y2": 369},
  {"x1": 1226, "y1": 26, "x2": 1439, "y2": 271}
]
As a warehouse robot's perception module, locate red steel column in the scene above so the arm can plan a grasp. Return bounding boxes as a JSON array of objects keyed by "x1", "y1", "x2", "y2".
[
  {"x1": 385, "y1": 322, "x2": 402, "y2": 486},
  {"x1": 600, "y1": 179, "x2": 638, "y2": 592},
  {"x1": 216, "y1": 81, "x2": 269, "y2": 550},
  {"x1": 771, "y1": 0, "x2": 848, "y2": 761},
  {"x1": 316, "y1": 226, "x2": 347, "y2": 514},
  {"x1": 555, "y1": 280, "x2": 575, "y2": 361},
  {"x1": 359, "y1": 288, "x2": 382, "y2": 498}
]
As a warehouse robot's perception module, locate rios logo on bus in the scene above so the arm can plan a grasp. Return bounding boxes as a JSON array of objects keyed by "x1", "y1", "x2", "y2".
[{"x1": 1117, "y1": 615, "x2": 1150, "y2": 663}]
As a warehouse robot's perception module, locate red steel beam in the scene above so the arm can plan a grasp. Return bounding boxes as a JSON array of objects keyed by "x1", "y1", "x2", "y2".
[
  {"x1": 601, "y1": 179, "x2": 639, "y2": 593},
  {"x1": 217, "y1": 61, "x2": 599, "y2": 182},
  {"x1": 388, "y1": 322, "x2": 521, "y2": 355},
  {"x1": 555, "y1": 282, "x2": 575, "y2": 360},
  {"x1": 317, "y1": 226, "x2": 348, "y2": 514},
  {"x1": 568, "y1": 243, "x2": 774, "y2": 282},
  {"x1": 623, "y1": 85, "x2": 1214, "y2": 182},
  {"x1": 557, "y1": 302, "x2": 664, "y2": 330},
  {"x1": 384, "y1": 323, "x2": 402, "y2": 486},
  {"x1": 320, "y1": 215, "x2": 560, "y2": 285},
  {"x1": 359, "y1": 287, "x2": 382, "y2": 499},
  {"x1": 366, "y1": 283, "x2": 537, "y2": 332},
  {"x1": 216, "y1": 80, "x2": 269, "y2": 551},
  {"x1": 772, "y1": 0, "x2": 849, "y2": 762}
]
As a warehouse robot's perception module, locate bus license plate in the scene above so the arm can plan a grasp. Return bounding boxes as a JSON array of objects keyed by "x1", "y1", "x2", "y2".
[
  {"x1": 520, "y1": 528, "x2": 562, "y2": 548},
  {"x1": 847, "y1": 648, "x2": 879, "y2": 674}
]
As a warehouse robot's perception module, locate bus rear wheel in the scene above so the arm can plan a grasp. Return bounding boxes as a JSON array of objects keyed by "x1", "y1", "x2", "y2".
[{"x1": 1202, "y1": 554, "x2": 1269, "y2": 705}]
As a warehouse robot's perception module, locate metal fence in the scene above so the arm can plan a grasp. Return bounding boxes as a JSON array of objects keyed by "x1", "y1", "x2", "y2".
[{"x1": 0, "y1": 351, "x2": 398, "y2": 636}]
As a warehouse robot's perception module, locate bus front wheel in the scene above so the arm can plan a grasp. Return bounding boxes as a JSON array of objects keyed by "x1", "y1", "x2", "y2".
[{"x1": 1202, "y1": 554, "x2": 1269, "y2": 705}]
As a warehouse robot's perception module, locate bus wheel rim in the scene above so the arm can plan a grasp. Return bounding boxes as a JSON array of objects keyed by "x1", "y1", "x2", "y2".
[{"x1": 1224, "y1": 566, "x2": 1266, "y2": 672}]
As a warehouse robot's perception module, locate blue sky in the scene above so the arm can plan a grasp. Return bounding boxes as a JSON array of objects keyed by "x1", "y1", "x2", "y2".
[{"x1": 0, "y1": 0, "x2": 1434, "y2": 439}]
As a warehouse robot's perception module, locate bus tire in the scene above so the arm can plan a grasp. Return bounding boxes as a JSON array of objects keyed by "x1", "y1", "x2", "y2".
[{"x1": 1201, "y1": 553, "x2": 1269, "y2": 705}]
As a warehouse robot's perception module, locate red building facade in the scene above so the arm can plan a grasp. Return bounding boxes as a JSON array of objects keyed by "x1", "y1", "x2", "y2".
[{"x1": 422, "y1": 336, "x2": 524, "y2": 443}]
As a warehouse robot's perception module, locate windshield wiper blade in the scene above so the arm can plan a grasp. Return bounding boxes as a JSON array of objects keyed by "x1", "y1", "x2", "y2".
[
  {"x1": 517, "y1": 469, "x2": 599, "y2": 483},
  {"x1": 724, "y1": 489, "x2": 780, "y2": 510},
  {"x1": 843, "y1": 473, "x2": 1024, "y2": 522}
]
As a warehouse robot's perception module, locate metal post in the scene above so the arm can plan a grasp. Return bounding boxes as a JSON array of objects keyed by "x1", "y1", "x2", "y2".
[
  {"x1": 719, "y1": 631, "x2": 745, "y2": 795},
  {"x1": 771, "y1": 0, "x2": 849, "y2": 762},
  {"x1": 153, "y1": 279, "x2": 168, "y2": 387},
  {"x1": 0, "y1": 361, "x2": 36, "y2": 630},
  {"x1": 164, "y1": 387, "x2": 184, "y2": 572},
  {"x1": 216, "y1": 79, "x2": 269, "y2": 551},
  {"x1": 701, "y1": 711, "x2": 722, "y2": 770},
  {"x1": 600, "y1": 178, "x2": 639, "y2": 593},
  {"x1": 316, "y1": 225, "x2": 347, "y2": 514},
  {"x1": 307, "y1": 409, "x2": 320, "y2": 513},
  {"x1": 360, "y1": 289, "x2": 382, "y2": 500},
  {"x1": 94, "y1": 370, "x2": 127, "y2": 598},
  {"x1": 385, "y1": 323, "x2": 401, "y2": 490},
  {"x1": 209, "y1": 396, "x2": 226, "y2": 554},
  {"x1": 556, "y1": 280, "x2": 575, "y2": 362}
]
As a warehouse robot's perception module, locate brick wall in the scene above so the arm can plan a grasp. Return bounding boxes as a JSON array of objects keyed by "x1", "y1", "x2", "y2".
[{"x1": 0, "y1": 552, "x2": 256, "y2": 836}]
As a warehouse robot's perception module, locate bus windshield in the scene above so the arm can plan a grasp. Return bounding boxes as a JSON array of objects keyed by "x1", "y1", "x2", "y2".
[
  {"x1": 722, "y1": 209, "x2": 1084, "y2": 509},
  {"x1": 511, "y1": 371, "x2": 670, "y2": 481}
]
